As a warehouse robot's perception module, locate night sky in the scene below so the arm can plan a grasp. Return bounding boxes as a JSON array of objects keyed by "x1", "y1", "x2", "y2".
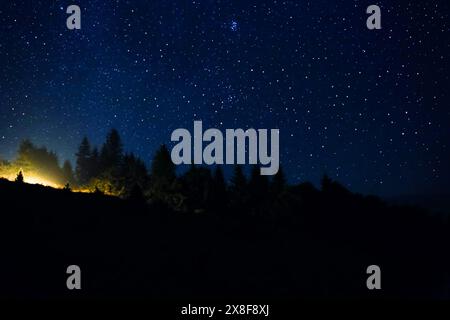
[{"x1": 0, "y1": 0, "x2": 449, "y2": 196}]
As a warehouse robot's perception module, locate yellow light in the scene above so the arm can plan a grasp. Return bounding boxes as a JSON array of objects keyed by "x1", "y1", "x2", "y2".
[
  {"x1": 72, "y1": 187, "x2": 92, "y2": 193},
  {"x1": 23, "y1": 174, "x2": 62, "y2": 188},
  {"x1": 0, "y1": 171, "x2": 62, "y2": 188}
]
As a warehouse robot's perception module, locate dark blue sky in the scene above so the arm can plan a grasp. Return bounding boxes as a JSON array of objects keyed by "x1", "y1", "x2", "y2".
[{"x1": 0, "y1": 0, "x2": 449, "y2": 196}]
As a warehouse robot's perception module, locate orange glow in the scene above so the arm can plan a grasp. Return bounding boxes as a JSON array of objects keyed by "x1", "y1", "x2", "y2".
[{"x1": 73, "y1": 188, "x2": 86, "y2": 192}]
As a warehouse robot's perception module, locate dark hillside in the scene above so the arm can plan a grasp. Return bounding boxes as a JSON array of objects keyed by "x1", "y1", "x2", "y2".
[{"x1": 0, "y1": 178, "x2": 448, "y2": 299}]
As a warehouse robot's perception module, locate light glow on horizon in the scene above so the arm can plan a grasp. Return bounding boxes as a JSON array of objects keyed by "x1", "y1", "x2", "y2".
[{"x1": 0, "y1": 171, "x2": 62, "y2": 189}]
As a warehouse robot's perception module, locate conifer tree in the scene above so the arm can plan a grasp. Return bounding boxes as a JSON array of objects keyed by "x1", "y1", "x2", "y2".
[
  {"x1": 75, "y1": 137, "x2": 91, "y2": 185},
  {"x1": 100, "y1": 129, "x2": 123, "y2": 170},
  {"x1": 15, "y1": 170, "x2": 24, "y2": 184},
  {"x1": 151, "y1": 144, "x2": 176, "y2": 188},
  {"x1": 271, "y1": 166, "x2": 286, "y2": 195}
]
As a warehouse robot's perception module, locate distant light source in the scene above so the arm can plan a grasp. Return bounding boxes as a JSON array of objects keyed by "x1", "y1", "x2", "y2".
[
  {"x1": 23, "y1": 174, "x2": 61, "y2": 188},
  {"x1": 0, "y1": 170, "x2": 62, "y2": 189}
]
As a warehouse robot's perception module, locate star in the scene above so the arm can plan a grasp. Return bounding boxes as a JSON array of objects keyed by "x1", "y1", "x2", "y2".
[{"x1": 230, "y1": 20, "x2": 239, "y2": 32}]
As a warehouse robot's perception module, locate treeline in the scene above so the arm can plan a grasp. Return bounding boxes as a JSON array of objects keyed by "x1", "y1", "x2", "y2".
[
  {"x1": 73, "y1": 129, "x2": 148, "y2": 196},
  {"x1": 72, "y1": 129, "x2": 289, "y2": 213},
  {"x1": 1, "y1": 129, "x2": 356, "y2": 215}
]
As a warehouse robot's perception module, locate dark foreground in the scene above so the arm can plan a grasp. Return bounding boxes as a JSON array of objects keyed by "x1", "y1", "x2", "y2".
[{"x1": 0, "y1": 178, "x2": 448, "y2": 300}]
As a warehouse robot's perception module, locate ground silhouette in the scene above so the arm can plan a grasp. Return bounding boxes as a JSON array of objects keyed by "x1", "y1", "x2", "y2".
[{"x1": 0, "y1": 174, "x2": 448, "y2": 300}]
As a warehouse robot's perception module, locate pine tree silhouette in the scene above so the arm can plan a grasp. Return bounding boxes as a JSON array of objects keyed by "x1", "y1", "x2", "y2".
[
  {"x1": 89, "y1": 147, "x2": 100, "y2": 179},
  {"x1": 100, "y1": 129, "x2": 123, "y2": 170},
  {"x1": 75, "y1": 137, "x2": 92, "y2": 185},
  {"x1": 207, "y1": 166, "x2": 228, "y2": 214},
  {"x1": 249, "y1": 165, "x2": 269, "y2": 193},
  {"x1": 151, "y1": 144, "x2": 176, "y2": 188},
  {"x1": 229, "y1": 165, "x2": 248, "y2": 211},
  {"x1": 15, "y1": 171, "x2": 24, "y2": 184},
  {"x1": 271, "y1": 166, "x2": 286, "y2": 196},
  {"x1": 248, "y1": 165, "x2": 269, "y2": 214},
  {"x1": 230, "y1": 165, "x2": 247, "y2": 191},
  {"x1": 180, "y1": 165, "x2": 212, "y2": 211},
  {"x1": 121, "y1": 153, "x2": 149, "y2": 195}
]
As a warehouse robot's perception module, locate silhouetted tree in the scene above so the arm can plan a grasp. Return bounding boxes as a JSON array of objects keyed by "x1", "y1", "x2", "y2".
[
  {"x1": 151, "y1": 145, "x2": 176, "y2": 188},
  {"x1": 120, "y1": 153, "x2": 149, "y2": 196},
  {"x1": 89, "y1": 147, "x2": 100, "y2": 179},
  {"x1": 93, "y1": 186, "x2": 103, "y2": 195},
  {"x1": 213, "y1": 166, "x2": 227, "y2": 193},
  {"x1": 248, "y1": 165, "x2": 270, "y2": 214},
  {"x1": 15, "y1": 171, "x2": 24, "y2": 183},
  {"x1": 88, "y1": 129, "x2": 125, "y2": 194},
  {"x1": 230, "y1": 165, "x2": 246, "y2": 191},
  {"x1": 100, "y1": 129, "x2": 123, "y2": 171},
  {"x1": 249, "y1": 165, "x2": 269, "y2": 192},
  {"x1": 76, "y1": 137, "x2": 92, "y2": 185},
  {"x1": 229, "y1": 165, "x2": 248, "y2": 210},
  {"x1": 271, "y1": 166, "x2": 286, "y2": 196},
  {"x1": 149, "y1": 145, "x2": 184, "y2": 210},
  {"x1": 207, "y1": 166, "x2": 228, "y2": 214},
  {"x1": 180, "y1": 165, "x2": 212, "y2": 211}
]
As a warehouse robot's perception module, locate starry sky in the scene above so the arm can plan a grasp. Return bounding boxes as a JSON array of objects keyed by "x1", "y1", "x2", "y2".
[{"x1": 0, "y1": 0, "x2": 449, "y2": 196}]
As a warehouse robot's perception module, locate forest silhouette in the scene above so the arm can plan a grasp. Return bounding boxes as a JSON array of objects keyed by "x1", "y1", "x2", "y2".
[{"x1": 0, "y1": 129, "x2": 449, "y2": 299}]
